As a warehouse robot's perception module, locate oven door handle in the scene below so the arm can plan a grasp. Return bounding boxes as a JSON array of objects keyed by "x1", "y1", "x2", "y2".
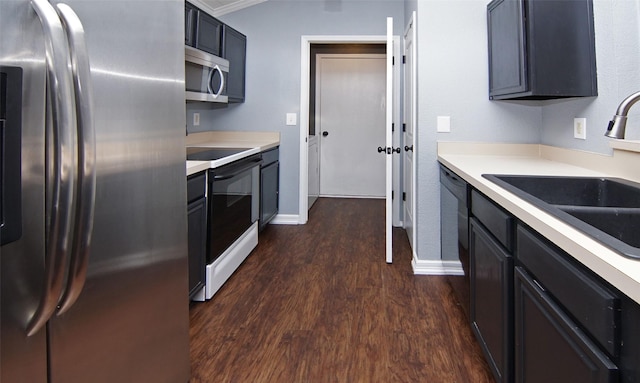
[{"x1": 212, "y1": 158, "x2": 262, "y2": 181}]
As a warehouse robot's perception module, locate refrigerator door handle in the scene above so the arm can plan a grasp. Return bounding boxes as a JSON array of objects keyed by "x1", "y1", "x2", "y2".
[
  {"x1": 54, "y1": 3, "x2": 96, "y2": 315},
  {"x1": 27, "y1": 0, "x2": 77, "y2": 337}
]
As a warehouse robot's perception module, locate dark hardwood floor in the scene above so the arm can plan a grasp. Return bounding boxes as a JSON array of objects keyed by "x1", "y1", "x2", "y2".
[{"x1": 189, "y1": 198, "x2": 494, "y2": 382}]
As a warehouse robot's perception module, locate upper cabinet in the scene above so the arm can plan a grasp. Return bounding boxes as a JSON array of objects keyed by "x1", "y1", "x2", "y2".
[
  {"x1": 222, "y1": 25, "x2": 247, "y2": 103},
  {"x1": 185, "y1": 2, "x2": 246, "y2": 104},
  {"x1": 487, "y1": 0, "x2": 597, "y2": 100}
]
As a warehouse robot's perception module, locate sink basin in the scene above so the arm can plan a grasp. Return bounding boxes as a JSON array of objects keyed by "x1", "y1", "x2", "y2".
[
  {"x1": 483, "y1": 174, "x2": 640, "y2": 259},
  {"x1": 484, "y1": 175, "x2": 640, "y2": 208},
  {"x1": 559, "y1": 206, "x2": 640, "y2": 249}
]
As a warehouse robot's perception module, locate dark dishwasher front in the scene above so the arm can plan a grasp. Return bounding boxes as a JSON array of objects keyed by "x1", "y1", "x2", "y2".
[{"x1": 440, "y1": 164, "x2": 470, "y2": 319}]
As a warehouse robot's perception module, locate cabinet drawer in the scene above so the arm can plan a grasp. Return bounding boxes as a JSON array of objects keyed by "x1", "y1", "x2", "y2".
[
  {"x1": 187, "y1": 172, "x2": 206, "y2": 203},
  {"x1": 516, "y1": 225, "x2": 620, "y2": 357},
  {"x1": 261, "y1": 147, "x2": 279, "y2": 166},
  {"x1": 471, "y1": 190, "x2": 514, "y2": 251}
]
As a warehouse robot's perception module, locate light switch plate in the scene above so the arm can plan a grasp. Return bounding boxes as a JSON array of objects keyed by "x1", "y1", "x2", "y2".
[
  {"x1": 286, "y1": 113, "x2": 297, "y2": 126},
  {"x1": 193, "y1": 112, "x2": 200, "y2": 126},
  {"x1": 437, "y1": 116, "x2": 451, "y2": 133}
]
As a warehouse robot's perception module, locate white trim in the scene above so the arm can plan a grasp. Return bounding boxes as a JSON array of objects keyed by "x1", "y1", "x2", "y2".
[
  {"x1": 189, "y1": 0, "x2": 267, "y2": 17},
  {"x1": 403, "y1": 12, "x2": 418, "y2": 261},
  {"x1": 269, "y1": 214, "x2": 300, "y2": 225},
  {"x1": 299, "y1": 34, "x2": 400, "y2": 226},
  {"x1": 212, "y1": 0, "x2": 267, "y2": 16},
  {"x1": 411, "y1": 257, "x2": 464, "y2": 276}
]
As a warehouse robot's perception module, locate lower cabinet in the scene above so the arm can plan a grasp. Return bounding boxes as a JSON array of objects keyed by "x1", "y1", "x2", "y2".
[
  {"x1": 470, "y1": 217, "x2": 513, "y2": 383},
  {"x1": 468, "y1": 185, "x2": 640, "y2": 383},
  {"x1": 514, "y1": 266, "x2": 618, "y2": 383},
  {"x1": 187, "y1": 172, "x2": 206, "y2": 299},
  {"x1": 259, "y1": 147, "x2": 279, "y2": 231}
]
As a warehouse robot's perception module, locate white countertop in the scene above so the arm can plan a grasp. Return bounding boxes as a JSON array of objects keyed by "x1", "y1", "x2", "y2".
[
  {"x1": 438, "y1": 142, "x2": 640, "y2": 304},
  {"x1": 185, "y1": 131, "x2": 280, "y2": 176}
]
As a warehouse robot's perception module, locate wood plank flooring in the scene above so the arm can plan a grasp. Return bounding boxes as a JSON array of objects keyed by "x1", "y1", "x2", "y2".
[{"x1": 189, "y1": 198, "x2": 494, "y2": 382}]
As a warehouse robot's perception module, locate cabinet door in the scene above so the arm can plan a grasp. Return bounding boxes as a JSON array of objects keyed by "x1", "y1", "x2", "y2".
[
  {"x1": 470, "y1": 218, "x2": 513, "y2": 383},
  {"x1": 487, "y1": 0, "x2": 527, "y2": 98},
  {"x1": 195, "y1": 11, "x2": 222, "y2": 56},
  {"x1": 185, "y1": 3, "x2": 196, "y2": 46},
  {"x1": 259, "y1": 161, "x2": 279, "y2": 230},
  {"x1": 514, "y1": 267, "x2": 618, "y2": 383},
  {"x1": 222, "y1": 25, "x2": 246, "y2": 102},
  {"x1": 188, "y1": 198, "x2": 206, "y2": 299}
]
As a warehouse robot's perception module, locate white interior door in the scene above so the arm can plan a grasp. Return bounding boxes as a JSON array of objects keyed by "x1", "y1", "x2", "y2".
[
  {"x1": 385, "y1": 17, "x2": 394, "y2": 263},
  {"x1": 317, "y1": 54, "x2": 386, "y2": 197},
  {"x1": 403, "y1": 13, "x2": 417, "y2": 254}
]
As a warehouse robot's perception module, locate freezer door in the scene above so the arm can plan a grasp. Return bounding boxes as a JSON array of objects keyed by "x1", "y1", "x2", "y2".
[
  {"x1": 0, "y1": 1, "x2": 49, "y2": 382},
  {"x1": 45, "y1": 1, "x2": 190, "y2": 383}
]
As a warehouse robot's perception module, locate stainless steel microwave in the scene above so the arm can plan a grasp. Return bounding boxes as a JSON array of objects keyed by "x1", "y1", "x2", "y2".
[{"x1": 185, "y1": 46, "x2": 229, "y2": 103}]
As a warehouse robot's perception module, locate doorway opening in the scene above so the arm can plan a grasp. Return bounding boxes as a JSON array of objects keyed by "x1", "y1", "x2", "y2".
[
  {"x1": 298, "y1": 35, "x2": 401, "y2": 225},
  {"x1": 308, "y1": 44, "x2": 386, "y2": 207}
]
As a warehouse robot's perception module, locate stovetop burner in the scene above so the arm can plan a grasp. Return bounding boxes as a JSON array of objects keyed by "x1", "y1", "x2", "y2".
[{"x1": 186, "y1": 147, "x2": 249, "y2": 161}]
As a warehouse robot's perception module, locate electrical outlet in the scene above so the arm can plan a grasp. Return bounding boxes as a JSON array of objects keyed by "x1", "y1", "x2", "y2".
[
  {"x1": 193, "y1": 112, "x2": 200, "y2": 126},
  {"x1": 574, "y1": 117, "x2": 586, "y2": 140}
]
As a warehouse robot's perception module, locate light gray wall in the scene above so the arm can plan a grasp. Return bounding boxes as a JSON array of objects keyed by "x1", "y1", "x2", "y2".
[
  {"x1": 541, "y1": 0, "x2": 640, "y2": 152},
  {"x1": 415, "y1": 0, "x2": 542, "y2": 261},
  {"x1": 187, "y1": 0, "x2": 405, "y2": 216},
  {"x1": 414, "y1": 0, "x2": 640, "y2": 262}
]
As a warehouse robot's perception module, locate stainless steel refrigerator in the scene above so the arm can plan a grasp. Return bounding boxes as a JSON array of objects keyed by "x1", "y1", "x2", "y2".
[{"x1": 0, "y1": 0, "x2": 190, "y2": 382}]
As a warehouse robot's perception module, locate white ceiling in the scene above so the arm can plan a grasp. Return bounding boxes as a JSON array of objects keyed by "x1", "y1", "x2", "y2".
[{"x1": 193, "y1": 0, "x2": 267, "y2": 17}]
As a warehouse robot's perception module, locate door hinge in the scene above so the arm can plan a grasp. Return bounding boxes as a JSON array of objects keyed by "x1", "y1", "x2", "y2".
[
  {"x1": 392, "y1": 56, "x2": 395, "y2": 66},
  {"x1": 403, "y1": 55, "x2": 406, "y2": 64},
  {"x1": 403, "y1": 192, "x2": 406, "y2": 201},
  {"x1": 402, "y1": 123, "x2": 406, "y2": 132},
  {"x1": 392, "y1": 190, "x2": 394, "y2": 200},
  {"x1": 392, "y1": 123, "x2": 395, "y2": 132}
]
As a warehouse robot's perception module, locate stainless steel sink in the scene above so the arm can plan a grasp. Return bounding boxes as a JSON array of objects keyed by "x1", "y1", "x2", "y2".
[{"x1": 483, "y1": 174, "x2": 640, "y2": 259}]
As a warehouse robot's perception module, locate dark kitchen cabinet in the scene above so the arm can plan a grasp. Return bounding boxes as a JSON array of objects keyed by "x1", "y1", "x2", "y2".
[
  {"x1": 514, "y1": 225, "x2": 619, "y2": 382},
  {"x1": 222, "y1": 24, "x2": 247, "y2": 103},
  {"x1": 470, "y1": 190, "x2": 515, "y2": 383},
  {"x1": 259, "y1": 147, "x2": 279, "y2": 231},
  {"x1": 487, "y1": 0, "x2": 597, "y2": 100},
  {"x1": 514, "y1": 266, "x2": 617, "y2": 383},
  {"x1": 195, "y1": 9, "x2": 223, "y2": 56},
  {"x1": 185, "y1": 2, "x2": 197, "y2": 47},
  {"x1": 187, "y1": 172, "x2": 206, "y2": 299}
]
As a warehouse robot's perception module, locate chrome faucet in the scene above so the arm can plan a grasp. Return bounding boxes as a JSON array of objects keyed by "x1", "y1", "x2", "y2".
[{"x1": 605, "y1": 91, "x2": 640, "y2": 139}]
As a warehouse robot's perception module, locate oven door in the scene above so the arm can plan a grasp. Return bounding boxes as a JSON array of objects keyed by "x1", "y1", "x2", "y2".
[{"x1": 207, "y1": 155, "x2": 261, "y2": 263}]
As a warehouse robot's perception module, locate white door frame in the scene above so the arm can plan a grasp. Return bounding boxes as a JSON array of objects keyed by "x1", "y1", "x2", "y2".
[
  {"x1": 299, "y1": 35, "x2": 401, "y2": 224},
  {"x1": 404, "y1": 12, "x2": 418, "y2": 259}
]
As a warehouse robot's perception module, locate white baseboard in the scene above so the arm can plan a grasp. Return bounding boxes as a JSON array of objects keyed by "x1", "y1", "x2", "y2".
[
  {"x1": 412, "y1": 257, "x2": 464, "y2": 276},
  {"x1": 269, "y1": 214, "x2": 301, "y2": 225}
]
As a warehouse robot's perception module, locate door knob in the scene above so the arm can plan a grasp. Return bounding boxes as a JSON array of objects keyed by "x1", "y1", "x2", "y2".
[
  {"x1": 392, "y1": 147, "x2": 401, "y2": 154},
  {"x1": 322, "y1": 131, "x2": 329, "y2": 137},
  {"x1": 404, "y1": 145, "x2": 413, "y2": 152},
  {"x1": 377, "y1": 146, "x2": 387, "y2": 153}
]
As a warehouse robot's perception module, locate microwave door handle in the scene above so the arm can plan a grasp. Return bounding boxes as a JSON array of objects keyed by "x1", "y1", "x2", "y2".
[
  {"x1": 206, "y1": 65, "x2": 224, "y2": 99},
  {"x1": 213, "y1": 65, "x2": 224, "y2": 98},
  {"x1": 27, "y1": 0, "x2": 77, "y2": 337},
  {"x1": 54, "y1": 3, "x2": 96, "y2": 316}
]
